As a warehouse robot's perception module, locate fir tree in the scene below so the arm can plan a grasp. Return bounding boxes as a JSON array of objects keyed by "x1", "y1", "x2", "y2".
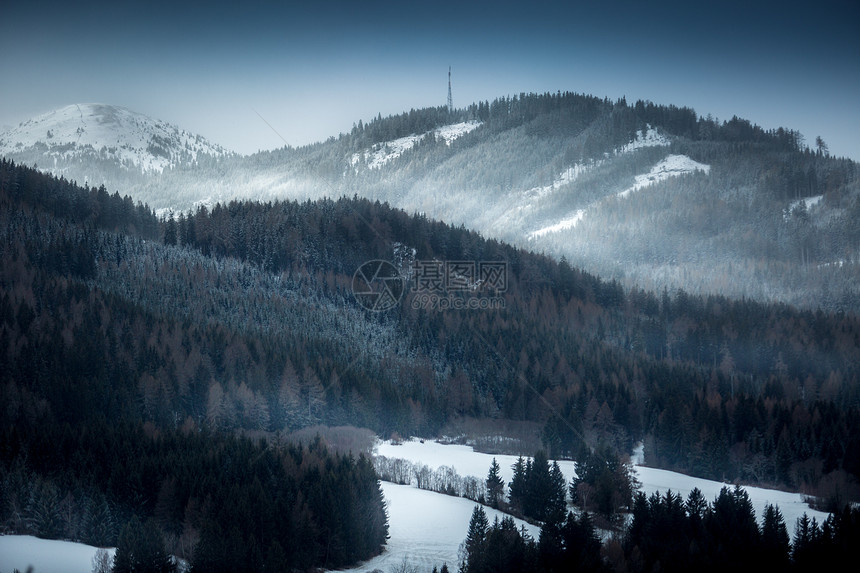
[
  {"x1": 463, "y1": 505, "x2": 489, "y2": 573},
  {"x1": 485, "y1": 458, "x2": 505, "y2": 509},
  {"x1": 761, "y1": 504, "x2": 790, "y2": 570},
  {"x1": 509, "y1": 456, "x2": 527, "y2": 515},
  {"x1": 113, "y1": 516, "x2": 175, "y2": 573}
]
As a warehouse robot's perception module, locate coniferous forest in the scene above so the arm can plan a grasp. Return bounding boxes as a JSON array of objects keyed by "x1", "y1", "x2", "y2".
[
  {"x1": 457, "y1": 481, "x2": 860, "y2": 573},
  {"x1": 0, "y1": 161, "x2": 388, "y2": 571},
  {"x1": 1, "y1": 142, "x2": 859, "y2": 571}
]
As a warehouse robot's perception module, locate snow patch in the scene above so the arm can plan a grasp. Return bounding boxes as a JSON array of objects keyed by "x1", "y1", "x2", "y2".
[
  {"x1": 435, "y1": 121, "x2": 482, "y2": 145},
  {"x1": 351, "y1": 121, "x2": 481, "y2": 170},
  {"x1": 528, "y1": 153, "x2": 710, "y2": 239},
  {"x1": 617, "y1": 154, "x2": 710, "y2": 198},
  {"x1": 522, "y1": 163, "x2": 596, "y2": 200},
  {"x1": 784, "y1": 195, "x2": 824, "y2": 221},
  {"x1": 617, "y1": 125, "x2": 671, "y2": 154},
  {"x1": 528, "y1": 209, "x2": 586, "y2": 239},
  {"x1": 789, "y1": 195, "x2": 823, "y2": 212},
  {"x1": 522, "y1": 126, "x2": 670, "y2": 202}
]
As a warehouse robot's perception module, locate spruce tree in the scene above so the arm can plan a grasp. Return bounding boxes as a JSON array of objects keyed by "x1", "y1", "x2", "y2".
[
  {"x1": 485, "y1": 458, "x2": 505, "y2": 509},
  {"x1": 547, "y1": 461, "x2": 567, "y2": 524},
  {"x1": 509, "y1": 456, "x2": 527, "y2": 514},
  {"x1": 761, "y1": 504, "x2": 790, "y2": 570},
  {"x1": 463, "y1": 505, "x2": 489, "y2": 573},
  {"x1": 113, "y1": 516, "x2": 175, "y2": 573},
  {"x1": 525, "y1": 450, "x2": 551, "y2": 521}
]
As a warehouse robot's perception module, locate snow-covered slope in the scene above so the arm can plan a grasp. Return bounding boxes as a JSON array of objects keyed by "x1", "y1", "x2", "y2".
[
  {"x1": 617, "y1": 154, "x2": 710, "y2": 198},
  {"x1": 527, "y1": 153, "x2": 711, "y2": 239},
  {"x1": 0, "y1": 103, "x2": 233, "y2": 174},
  {"x1": 522, "y1": 125, "x2": 671, "y2": 202},
  {"x1": 617, "y1": 125, "x2": 671, "y2": 154},
  {"x1": 342, "y1": 482, "x2": 540, "y2": 572},
  {"x1": 377, "y1": 439, "x2": 830, "y2": 533},
  {"x1": 0, "y1": 535, "x2": 116, "y2": 573},
  {"x1": 351, "y1": 120, "x2": 481, "y2": 170}
]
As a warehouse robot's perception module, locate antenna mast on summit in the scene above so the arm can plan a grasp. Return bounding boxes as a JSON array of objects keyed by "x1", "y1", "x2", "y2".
[{"x1": 447, "y1": 66, "x2": 453, "y2": 112}]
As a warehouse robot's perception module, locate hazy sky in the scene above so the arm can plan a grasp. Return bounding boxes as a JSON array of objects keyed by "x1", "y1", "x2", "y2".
[{"x1": 2, "y1": 0, "x2": 858, "y2": 159}]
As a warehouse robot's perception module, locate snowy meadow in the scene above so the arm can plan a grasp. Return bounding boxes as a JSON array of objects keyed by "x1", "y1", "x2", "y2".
[{"x1": 0, "y1": 439, "x2": 832, "y2": 573}]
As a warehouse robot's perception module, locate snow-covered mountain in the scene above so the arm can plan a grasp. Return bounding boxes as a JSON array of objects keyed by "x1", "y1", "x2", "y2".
[
  {"x1": 2, "y1": 97, "x2": 857, "y2": 310},
  {"x1": 0, "y1": 103, "x2": 233, "y2": 179}
]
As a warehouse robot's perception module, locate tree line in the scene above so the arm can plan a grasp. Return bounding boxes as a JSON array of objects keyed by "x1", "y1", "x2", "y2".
[
  {"x1": 459, "y1": 485, "x2": 859, "y2": 573},
  {"x1": 0, "y1": 419, "x2": 387, "y2": 572}
]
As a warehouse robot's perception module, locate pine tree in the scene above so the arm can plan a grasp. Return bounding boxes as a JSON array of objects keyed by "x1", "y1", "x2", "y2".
[
  {"x1": 27, "y1": 480, "x2": 63, "y2": 538},
  {"x1": 547, "y1": 461, "x2": 567, "y2": 524},
  {"x1": 509, "y1": 456, "x2": 527, "y2": 515},
  {"x1": 525, "y1": 450, "x2": 551, "y2": 521},
  {"x1": 114, "y1": 516, "x2": 176, "y2": 573},
  {"x1": 761, "y1": 504, "x2": 790, "y2": 570},
  {"x1": 562, "y1": 512, "x2": 603, "y2": 573},
  {"x1": 163, "y1": 217, "x2": 177, "y2": 246},
  {"x1": 463, "y1": 505, "x2": 489, "y2": 573},
  {"x1": 485, "y1": 458, "x2": 505, "y2": 509},
  {"x1": 84, "y1": 494, "x2": 116, "y2": 546},
  {"x1": 792, "y1": 513, "x2": 815, "y2": 566}
]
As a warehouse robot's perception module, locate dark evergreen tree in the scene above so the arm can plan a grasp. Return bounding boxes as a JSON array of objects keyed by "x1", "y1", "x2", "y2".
[
  {"x1": 760, "y1": 504, "x2": 790, "y2": 570},
  {"x1": 485, "y1": 458, "x2": 505, "y2": 509},
  {"x1": 571, "y1": 444, "x2": 638, "y2": 518},
  {"x1": 509, "y1": 457, "x2": 527, "y2": 515},
  {"x1": 463, "y1": 505, "x2": 489, "y2": 573},
  {"x1": 113, "y1": 516, "x2": 176, "y2": 573},
  {"x1": 27, "y1": 480, "x2": 63, "y2": 539},
  {"x1": 524, "y1": 450, "x2": 552, "y2": 521},
  {"x1": 704, "y1": 486, "x2": 761, "y2": 570},
  {"x1": 561, "y1": 512, "x2": 604, "y2": 573},
  {"x1": 547, "y1": 462, "x2": 567, "y2": 524}
]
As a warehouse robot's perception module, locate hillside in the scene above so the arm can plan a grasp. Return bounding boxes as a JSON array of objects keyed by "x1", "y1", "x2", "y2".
[
  {"x1": 3, "y1": 95, "x2": 858, "y2": 311},
  {"x1": 3, "y1": 158, "x2": 859, "y2": 489},
  {"x1": 2, "y1": 157, "x2": 860, "y2": 570}
]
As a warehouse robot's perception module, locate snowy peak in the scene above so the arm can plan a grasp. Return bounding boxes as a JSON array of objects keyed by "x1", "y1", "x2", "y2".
[{"x1": 0, "y1": 104, "x2": 234, "y2": 173}]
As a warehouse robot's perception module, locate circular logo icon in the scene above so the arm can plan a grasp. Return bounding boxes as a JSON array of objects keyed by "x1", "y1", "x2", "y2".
[{"x1": 352, "y1": 260, "x2": 405, "y2": 311}]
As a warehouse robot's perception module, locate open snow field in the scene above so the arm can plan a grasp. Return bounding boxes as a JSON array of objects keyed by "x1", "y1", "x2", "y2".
[
  {"x1": 376, "y1": 439, "x2": 829, "y2": 533},
  {"x1": 341, "y1": 482, "x2": 540, "y2": 572},
  {"x1": 0, "y1": 535, "x2": 115, "y2": 573}
]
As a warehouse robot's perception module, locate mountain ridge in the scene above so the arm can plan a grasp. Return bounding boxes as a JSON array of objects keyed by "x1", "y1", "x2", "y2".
[
  {"x1": 0, "y1": 103, "x2": 233, "y2": 180},
  {"x1": 2, "y1": 95, "x2": 858, "y2": 311}
]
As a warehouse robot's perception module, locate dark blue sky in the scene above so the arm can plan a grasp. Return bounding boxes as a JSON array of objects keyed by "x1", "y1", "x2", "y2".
[{"x1": 2, "y1": 0, "x2": 858, "y2": 158}]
